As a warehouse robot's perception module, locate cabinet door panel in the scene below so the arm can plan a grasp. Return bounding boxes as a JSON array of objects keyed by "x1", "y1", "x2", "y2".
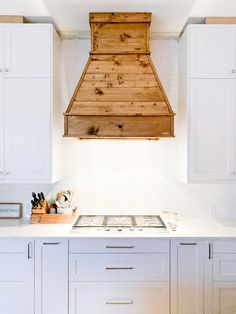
[
  {"x1": 189, "y1": 26, "x2": 236, "y2": 78},
  {"x1": 171, "y1": 240, "x2": 204, "y2": 314},
  {"x1": 213, "y1": 282, "x2": 236, "y2": 314},
  {"x1": 189, "y1": 79, "x2": 235, "y2": 181},
  {"x1": 0, "y1": 240, "x2": 34, "y2": 314},
  {"x1": 0, "y1": 26, "x2": 4, "y2": 76},
  {"x1": 35, "y1": 240, "x2": 68, "y2": 314},
  {"x1": 69, "y1": 282, "x2": 169, "y2": 314},
  {"x1": 5, "y1": 24, "x2": 51, "y2": 77},
  {"x1": 0, "y1": 78, "x2": 4, "y2": 179},
  {"x1": 4, "y1": 78, "x2": 51, "y2": 181}
]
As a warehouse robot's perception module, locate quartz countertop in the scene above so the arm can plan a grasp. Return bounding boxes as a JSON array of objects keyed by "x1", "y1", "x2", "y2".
[{"x1": 0, "y1": 216, "x2": 236, "y2": 238}]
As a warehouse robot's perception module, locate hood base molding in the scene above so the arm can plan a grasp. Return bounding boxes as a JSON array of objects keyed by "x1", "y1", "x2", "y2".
[{"x1": 64, "y1": 12, "x2": 175, "y2": 139}]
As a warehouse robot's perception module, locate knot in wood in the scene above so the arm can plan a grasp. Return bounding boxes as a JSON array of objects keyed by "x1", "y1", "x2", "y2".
[
  {"x1": 120, "y1": 33, "x2": 131, "y2": 42},
  {"x1": 95, "y1": 87, "x2": 104, "y2": 95},
  {"x1": 87, "y1": 126, "x2": 99, "y2": 135}
]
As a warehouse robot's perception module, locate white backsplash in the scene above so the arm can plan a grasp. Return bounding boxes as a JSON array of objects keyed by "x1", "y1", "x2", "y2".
[{"x1": 0, "y1": 38, "x2": 236, "y2": 218}]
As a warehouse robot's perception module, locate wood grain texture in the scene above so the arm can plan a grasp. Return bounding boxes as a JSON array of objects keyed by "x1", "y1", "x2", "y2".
[
  {"x1": 66, "y1": 101, "x2": 171, "y2": 115},
  {"x1": 64, "y1": 12, "x2": 175, "y2": 138},
  {"x1": 65, "y1": 115, "x2": 174, "y2": 138},
  {"x1": 89, "y1": 12, "x2": 151, "y2": 23}
]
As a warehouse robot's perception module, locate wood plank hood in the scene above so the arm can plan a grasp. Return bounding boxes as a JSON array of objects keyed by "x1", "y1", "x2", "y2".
[{"x1": 64, "y1": 12, "x2": 175, "y2": 139}]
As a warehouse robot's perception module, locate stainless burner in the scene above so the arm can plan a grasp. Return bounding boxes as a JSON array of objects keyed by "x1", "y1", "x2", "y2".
[{"x1": 73, "y1": 215, "x2": 167, "y2": 232}]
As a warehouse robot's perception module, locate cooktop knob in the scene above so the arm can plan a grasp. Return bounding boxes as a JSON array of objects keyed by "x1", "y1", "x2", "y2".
[
  {"x1": 105, "y1": 228, "x2": 110, "y2": 231},
  {"x1": 117, "y1": 228, "x2": 122, "y2": 232}
]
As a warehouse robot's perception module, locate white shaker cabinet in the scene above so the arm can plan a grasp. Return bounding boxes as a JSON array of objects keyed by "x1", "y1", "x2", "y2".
[
  {"x1": 189, "y1": 26, "x2": 236, "y2": 79},
  {"x1": 4, "y1": 78, "x2": 51, "y2": 181},
  {"x1": 0, "y1": 239, "x2": 34, "y2": 314},
  {"x1": 0, "y1": 78, "x2": 4, "y2": 180},
  {"x1": 212, "y1": 240, "x2": 236, "y2": 314},
  {"x1": 0, "y1": 24, "x2": 61, "y2": 183},
  {"x1": 189, "y1": 79, "x2": 235, "y2": 181},
  {"x1": 4, "y1": 25, "x2": 51, "y2": 78},
  {"x1": 178, "y1": 25, "x2": 236, "y2": 182},
  {"x1": 171, "y1": 240, "x2": 204, "y2": 314},
  {"x1": 35, "y1": 240, "x2": 68, "y2": 314}
]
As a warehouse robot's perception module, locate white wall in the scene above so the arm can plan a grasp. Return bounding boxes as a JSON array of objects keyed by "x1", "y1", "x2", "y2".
[{"x1": 0, "y1": 37, "x2": 236, "y2": 218}]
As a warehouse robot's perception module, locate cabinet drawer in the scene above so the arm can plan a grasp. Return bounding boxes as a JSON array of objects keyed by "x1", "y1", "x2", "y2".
[
  {"x1": 0, "y1": 239, "x2": 26, "y2": 253},
  {"x1": 213, "y1": 240, "x2": 236, "y2": 253},
  {"x1": 69, "y1": 238, "x2": 169, "y2": 253},
  {"x1": 69, "y1": 282, "x2": 169, "y2": 314},
  {"x1": 213, "y1": 254, "x2": 236, "y2": 281},
  {"x1": 69, "y1": 253, "x2": 169, "y2": 282}
]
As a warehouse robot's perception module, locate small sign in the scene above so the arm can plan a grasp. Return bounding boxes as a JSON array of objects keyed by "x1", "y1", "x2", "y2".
[{"x1": 0, "y1": 203, "x2": 22, "y2": 218}]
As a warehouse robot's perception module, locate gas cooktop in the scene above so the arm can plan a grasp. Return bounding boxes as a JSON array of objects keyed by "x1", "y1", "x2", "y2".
[{"x1": 73, "y1": 215, "x2": 167, "y2": 233}]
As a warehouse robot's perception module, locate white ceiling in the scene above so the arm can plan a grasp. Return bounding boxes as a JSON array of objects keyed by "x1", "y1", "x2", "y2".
[{"x1": 1, "y1": 0, "x2": 236, "y2": 34}]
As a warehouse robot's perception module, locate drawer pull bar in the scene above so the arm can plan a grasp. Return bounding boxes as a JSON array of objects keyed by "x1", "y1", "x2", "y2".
[
  {"x1": 43, "y1": 242, "x2": 60, "y2": 245},
  {"x1": 28, "y1": 242, "x2": 33, "y2": 259},
  {"x1": 180, "y1": 242, "x2": 197, "y2": 246},
  {"x1": 106, "y1": 245, "x2": 134, "y2": 249},
  {"x1": 106, "y1": 300, "x2": 133, "y2": 305},
  {"x1": 106, "y1": 266, "x2": 134, "y2": 270}
]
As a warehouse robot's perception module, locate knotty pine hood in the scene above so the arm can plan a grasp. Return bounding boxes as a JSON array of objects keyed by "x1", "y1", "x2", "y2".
[{"x1": 64, "y1": 12, "x2": 175, "y2": 139}]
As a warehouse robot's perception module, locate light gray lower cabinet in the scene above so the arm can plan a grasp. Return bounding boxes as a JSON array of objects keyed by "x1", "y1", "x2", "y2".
[
  {"x1": 68, "y1": 238, "x2": 170, "y2": 314},
  {"x1": 0, "y1": 239, "x2": 34, "y2": 314},
  {"x1": 35, "y1": 239, "x2": 68, "y2": 314},
  {"x1": 212, "y1": 240, "x2": 236, "y2": 314},
  {"x1": 171, "y1": 240, "x2": 213, "y2": 314}
]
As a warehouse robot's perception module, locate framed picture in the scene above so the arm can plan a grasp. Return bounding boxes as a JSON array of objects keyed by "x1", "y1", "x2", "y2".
[{"x1": 0, "y1": 203, "x2": 22, "y2": 219}]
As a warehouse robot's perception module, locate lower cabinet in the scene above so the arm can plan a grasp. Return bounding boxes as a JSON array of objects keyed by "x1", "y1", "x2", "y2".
[
  {"x1": 171, "y1": 240, "x2": 205, "y2": 314},
  {"x1": 35, "y1": 239, "x2": 68, "y2": 314},
  {"x1": 0, "y1": 239, "x2": 34, "y2": 314},
  {"x1": 69, "y1": 238, "x2": 170, "y2": 314},
  {"x1": 212, "y1": 240, "x2": 236, "y2": 314}
]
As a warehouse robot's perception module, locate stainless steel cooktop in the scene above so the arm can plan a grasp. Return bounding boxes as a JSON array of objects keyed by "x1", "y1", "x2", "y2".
[{"x1": 73, "y1": 215, "x2": 167, "y2": 233}]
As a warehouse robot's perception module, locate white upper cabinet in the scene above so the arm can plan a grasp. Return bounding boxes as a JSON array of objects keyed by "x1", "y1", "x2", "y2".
[
  {"x1": 189, "y1": 79, "x2": 236, "y2": 181},
  {"x1": 189, "y1": 26, "x2": 236, "y2": 78},
  {"x1": 179, "y1": 25, "x2": 236, "y2": 182},
  {"x1": 4, "y1": 78, "x2": 51, "y2": 181},
  {"x1": 0, "y1": 78, "x2": 4, "y2": 180},
  {"x1": 3, "y1": 24, "x2": 51, "y2": 78},
  {"x1": 0, "y1": 24, "x2": 61, "y2": 183}
]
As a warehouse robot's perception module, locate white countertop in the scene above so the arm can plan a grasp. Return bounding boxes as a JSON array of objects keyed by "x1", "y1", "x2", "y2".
[{"x1": 0, "y1": 216, "x2": 236, "y2": 238}]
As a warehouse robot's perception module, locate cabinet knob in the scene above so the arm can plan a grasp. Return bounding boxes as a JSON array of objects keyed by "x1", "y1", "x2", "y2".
[
  {"x1": 230, "y1": 171, "x2": 236, "y2": 176},
  {"x1": 5, "y1": 171, "x2": 10, "y2": 175},
  {"x1": 232, "y1": 69, "x2": 236, "y2": 73},
  {"x1": 0, "y1": 171, "x2": 4, "y2": 175},
  {"x1": 5, "y1": 68, "x2": 10, "y2": 72}
]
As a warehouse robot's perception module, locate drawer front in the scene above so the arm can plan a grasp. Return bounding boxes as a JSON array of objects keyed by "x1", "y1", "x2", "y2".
[
  {"x1": 213, "y1": 254, "x2": 236, "y2": 281},
  {"x1": 0, "y1": 239, "x2": 26, "y2": 253},
  {"x1": 69, "y1": 253, "x2": 169, "y2": 282},
  {"x1": 69, "y1": 282, "x2": 169, "y2": 314},
  {"x1": 213, "y1": 240, "x2": 236, "y2": 253},
  {"x1": 69, "y1": 238, "x2": 169, "y2": 253}
]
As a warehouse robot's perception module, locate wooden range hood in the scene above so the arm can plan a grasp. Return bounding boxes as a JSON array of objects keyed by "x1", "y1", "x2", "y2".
[{"x1": 64, "y1": 12, "x2": 175, "y2": 139}]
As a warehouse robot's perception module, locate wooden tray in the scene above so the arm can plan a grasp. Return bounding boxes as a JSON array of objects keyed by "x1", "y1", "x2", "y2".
[{"x1": 30, "y1": 210, "x2": 77, "y2": 224}]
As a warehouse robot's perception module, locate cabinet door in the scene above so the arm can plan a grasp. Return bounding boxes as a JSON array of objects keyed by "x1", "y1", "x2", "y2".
[
  {"x1": 213, "y1": 282, "x2": 236, "y2": 314},
  {"x1": 35, "y1": 240, "x2": 68, "y2": 314},
  {"x1": 69, "y1": 282, "x2": 169, "y2": 314},
  {"x1": 189, "y1": 26, "x2": 236, "y2": 78},
  {"x1": 4, "y1": 78, "x2": 51, "y2": 182},
  {"x1": 189, "y1": 79, "x2": 236, "y2": 181},
  {"x1": 4, "y1": 24, "x2": 51, "y2": 78},
  {"x1": 171, "y1": 240, "x2": 204, "y2": 314},
  {"x1": 0, "y1": 26, "x2": 4, "y2": 76},
  {"x1": 0, "y1": 239, "x2": 34, "y2": 314},
  {"x1": 0, "y1": 78, "x2": 4, "y2": 179}
]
